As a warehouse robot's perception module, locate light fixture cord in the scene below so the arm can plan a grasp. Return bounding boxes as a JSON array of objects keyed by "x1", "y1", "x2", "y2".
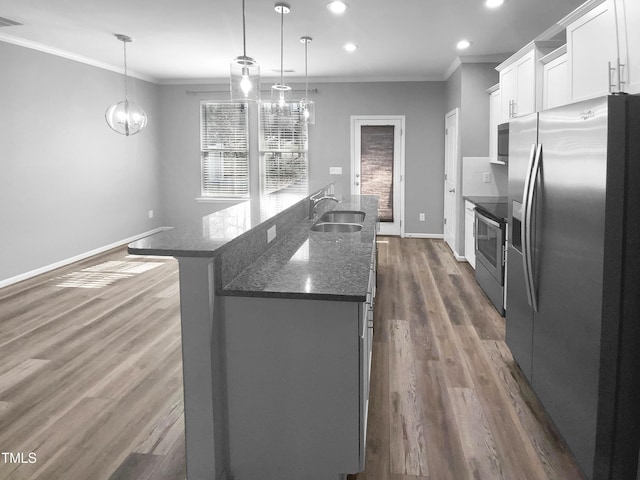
[
  {"x1": 304, "y1": 40, "x2": 309, "y2": 97},
  {"x1": 279, "y1": 7, "x2": 284, "y2": 86},
  {"x1": 123, "y1": 39, "x2": 129, "y2": 102},
  {"x1": 242, "y1": 0, "x2": 247, "y2": 57}
]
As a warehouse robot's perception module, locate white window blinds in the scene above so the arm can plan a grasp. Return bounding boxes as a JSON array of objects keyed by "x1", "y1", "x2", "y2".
[
  {"x1": 200, "y1": 102, "x2": 249, "y2": 198},
  {"x1": 259, "y1": 103, "x2": 308, "y2": 194}
]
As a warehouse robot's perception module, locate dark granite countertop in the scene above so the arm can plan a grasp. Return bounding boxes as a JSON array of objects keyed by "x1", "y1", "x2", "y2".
[
  {"x1": 464, "y1": 196, "x2": 508, "y2": 223},
  {"x1": 221, "y1": 195, "x2": 378, "y2": 302},
  {"x1": 128, "y1": 189, "x2": 309, "y2": 258}
]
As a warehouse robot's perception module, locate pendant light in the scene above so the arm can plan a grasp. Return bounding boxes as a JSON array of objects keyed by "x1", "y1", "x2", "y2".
[
  {"x1": 105, "y1": 34, "x2": 148, "y2": 136},
  {"x1": 231, "y1": 0, "x2": 260, "y2": 101},
  {"x1": 299, "y1": 36, "x2": 316, "y2": 124},
  {"x1": 271, "y1": 3, "x2": 292, "y2": 109}
]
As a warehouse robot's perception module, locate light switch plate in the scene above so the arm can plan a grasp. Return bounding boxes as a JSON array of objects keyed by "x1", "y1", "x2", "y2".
[
  {"x1": 330, "y1": 167, "x2": 343, "y2": 175},
  {"x1": 267, "y1": 225, "x2": 277, "y2": 243}
]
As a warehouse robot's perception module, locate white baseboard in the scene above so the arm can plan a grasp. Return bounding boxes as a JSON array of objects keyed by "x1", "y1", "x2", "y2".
[
  {"x1": 0, "y1": 227, "x2": 170, "y2": 289},
  {"x1": 402, "y1": 233, "x2": 445, "y2": 239}
]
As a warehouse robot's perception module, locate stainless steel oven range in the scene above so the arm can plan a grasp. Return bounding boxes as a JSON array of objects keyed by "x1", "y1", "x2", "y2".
[{"x1": 474, "y1": 201, "x2": 508, "y2": 316}]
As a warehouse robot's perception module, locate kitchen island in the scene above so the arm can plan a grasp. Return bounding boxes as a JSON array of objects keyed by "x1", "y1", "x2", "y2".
[{"x1": 128, "y1": 187, "x2": 378, "y2": 480}]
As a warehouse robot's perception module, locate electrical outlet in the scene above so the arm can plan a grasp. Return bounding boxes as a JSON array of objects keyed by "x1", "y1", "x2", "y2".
[
  {"x1": 419, "y1": 213, "x2": 425, "y2": 221},
  {"x1": 483, "y1": 172, "x2": 492, "y2": 183},
  {"x1": 267, "y1": 225, "x2": 277, "y2": 243},
  {"x1": 148, "y1": 210, "x2": 154, "y2": 219},
  {"x1": 329, "y1": 167, "x2": 343, "y2": 175}
]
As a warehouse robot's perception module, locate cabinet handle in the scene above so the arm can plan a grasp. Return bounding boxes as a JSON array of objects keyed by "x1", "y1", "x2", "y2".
[
  {"x1": 618, "y1": 60, "x2": 626, "y2": 92},
  {"x1": 608, "y1": 61, "x2": 617, "y2": 93}
]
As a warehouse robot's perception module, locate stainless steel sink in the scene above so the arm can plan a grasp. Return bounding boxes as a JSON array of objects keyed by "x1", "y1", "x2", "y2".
[
  {"x1": 318, "y1": 210, "x2": 366, "y2": 223},
  {"x1": 310, "y1": 222, "x2": 363, "y2": 233}
]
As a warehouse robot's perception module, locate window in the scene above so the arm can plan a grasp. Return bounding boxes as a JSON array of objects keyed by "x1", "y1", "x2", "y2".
[
  {"x1": 200, "y1": 102, "x2": 249, "y2": 199},
  {"x1": 259, "y1": 103, "x2": 308, "y2": 194}
]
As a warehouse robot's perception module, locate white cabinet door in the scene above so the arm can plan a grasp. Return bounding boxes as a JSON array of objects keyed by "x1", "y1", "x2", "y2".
[
  {"x1": 567, "y1": 0, "x2": 619, "y2": 102},
  {"x1": 616, "y1": 0, "x2": 640, "y2": 94},
  {"x1": 465, "y1": 201, "x2": 476, "y2": 269},
  {"x1": 500, "y1": 66, "x2": 517, "y2": 122},
  {"x1": 499, "y1": 50, "x2": 536, "y2": 120},
  {"x1": 489, "y1": 89, "x2": 501, "y2": 162},
  {"x1": 543, "y1": 53, "x2": 569, "y2": 109},
  {"x1": 515, "y1": 50, "x2": 536, "y2": 117}
]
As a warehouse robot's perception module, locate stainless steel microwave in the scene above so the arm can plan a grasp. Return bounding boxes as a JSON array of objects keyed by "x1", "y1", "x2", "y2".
[{"x1": 497, "y1": 122, "x2": 509, "y2": 164}]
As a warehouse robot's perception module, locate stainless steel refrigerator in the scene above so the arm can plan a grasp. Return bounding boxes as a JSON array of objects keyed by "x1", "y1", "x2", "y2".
[{"x1": 506, "y1": 95, "x2": 640, "y2": 480}]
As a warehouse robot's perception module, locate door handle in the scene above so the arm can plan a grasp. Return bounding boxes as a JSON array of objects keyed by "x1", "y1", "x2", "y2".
[
  {"x1": 618, "y1": 60, "x2": 626, "y2": 91},
  {"x1": 608, "y1": 61, "x2": 617, "y2": 93},
  {"x1": 523, "y1": 143, "x2": 542, "y2": 312},
  {"x1": 449, "y1": 188, "x2": 455, "y2": 193}
]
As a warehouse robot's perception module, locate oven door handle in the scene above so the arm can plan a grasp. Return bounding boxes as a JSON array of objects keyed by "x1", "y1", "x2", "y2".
[
  {"x1": 523, "y1": 143, "x2": 541, "y2": 312},
  {"x1": 476, "y1": 212, "x2": 501, "y2": 229}
]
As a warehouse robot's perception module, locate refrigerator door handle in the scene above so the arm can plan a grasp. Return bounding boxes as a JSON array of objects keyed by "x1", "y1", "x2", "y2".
[
  {"x1": 521, "y1": 144, "x2": 536, "y2": 307},
  {"x1": 524, "y1": 143, "x2": 542, "y2": 312}
]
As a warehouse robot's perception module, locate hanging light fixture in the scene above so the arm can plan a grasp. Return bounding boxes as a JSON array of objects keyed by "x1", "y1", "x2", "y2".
[
  {"x1": 271, "y1": 3, "x2": 292, "y2": 109},
  {"x1": 105, "y1": 34, "x2": 148, "y2": 136},
  {"x1": 299, "y1": 36, "x2": 316, "y2": 124},
  {"x1": 231, "y1": 0, "x2": 260, "y2": 101}
]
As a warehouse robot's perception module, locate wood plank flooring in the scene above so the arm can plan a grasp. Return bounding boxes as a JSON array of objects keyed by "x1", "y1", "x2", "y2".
[
  {"x1": 0, "y1": 248, "x2": 185, "y2": 480},
  {"x1": 354, "y1": 237, "x2": 585, "y2": 480},
  {"x1": 0, "y1": 238, "x2": 586, "y2": 479}
]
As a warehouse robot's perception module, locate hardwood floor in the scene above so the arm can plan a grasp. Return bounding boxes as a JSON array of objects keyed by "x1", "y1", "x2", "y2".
[
  {"x1": 0, "y1": 238, "x2": 585, "y2": 479},
  {"x1": 355, "y1": 237, "x2": 585, "y2": 480},
  {"x1": 0, "y1": 248, "x2": 185, "y2": 480}
]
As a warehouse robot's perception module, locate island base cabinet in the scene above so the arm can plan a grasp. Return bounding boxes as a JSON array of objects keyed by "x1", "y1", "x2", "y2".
[{"x1": 223, "y1": 296, "x2": 368, "y2": 480}]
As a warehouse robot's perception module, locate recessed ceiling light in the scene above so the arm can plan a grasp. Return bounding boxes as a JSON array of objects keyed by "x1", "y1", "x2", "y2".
[
  {"x1": 485, "y1": 0, "x2": 504, "y2": 8},
  {"x1": 457, "y1": 40, "x2": 471, "y2": 50},
  {"x1": 327, "y1": 1, "x2": 348, "y2": 14},
  {"x1": 344, "y1": 43, "x2": 358, "y2": 52}
]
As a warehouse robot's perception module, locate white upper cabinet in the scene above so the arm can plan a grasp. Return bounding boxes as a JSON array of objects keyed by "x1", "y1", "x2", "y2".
[
  {"x1": 566, "y1": 0, "x2": 619, "y2": 101},
  {"x1": 565, "y1": 0, "x2": 639, "y2": 101},
  {"x1": 497, "y1": 41, "x2": 563, "y2": 122},
  {"x1": 615, "y1": 0, "x2": 640, "y2": 94},
  {"x1": 541, "y1": 46, "x2": 569, "y2": 110}
]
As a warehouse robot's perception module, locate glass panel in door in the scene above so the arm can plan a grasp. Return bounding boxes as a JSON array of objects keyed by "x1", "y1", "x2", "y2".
[{"x1": 360, "y1": 125, "x2": 394, "y2": 222}]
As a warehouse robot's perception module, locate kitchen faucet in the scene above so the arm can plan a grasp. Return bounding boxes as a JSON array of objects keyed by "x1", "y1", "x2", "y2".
[{"x1": 309, "y1": 194, "x2": 339, "y2": 219}]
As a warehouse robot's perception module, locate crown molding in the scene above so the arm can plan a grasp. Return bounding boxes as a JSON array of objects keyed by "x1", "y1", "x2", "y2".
[
  {"x1": 0, "y1": 33, "x2": 158, "y2": 83},
  {"x1": 160, "y1": 74, "x2": 446, "y2": 86},
  {"x1": 557, "y1": 0, "x2": 607, "y2": 28},
  {"x1": 443, "y1": 54, "x2": 511, "y2": 80}
]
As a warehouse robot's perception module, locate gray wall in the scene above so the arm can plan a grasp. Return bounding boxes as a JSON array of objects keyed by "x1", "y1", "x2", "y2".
[
  {"x1": 444, "y1": 62, "x2": 499, "y2": 256},
  {"x1": 157, "y1": 84, "x2": 242, "y2": 228},
  {"x1": 461, "y1": 64, "x2": 500, "y2": 157},
  {"x1": 158, "y1": 81, "x2": 447, "y2": 235},
  {"x1": 1, "y1": 44, "x2": 451, "y2": 283},
  {"x1": 0, "y1": 41, "x2": 162, "y2": 284}
]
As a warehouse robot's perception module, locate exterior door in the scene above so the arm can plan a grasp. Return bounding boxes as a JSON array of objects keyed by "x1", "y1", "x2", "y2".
[
  {"x1": 443, "y1": 109, "x2": 458, "y2": 252},
  {"x1": 351, "y1": 116, "x2": 404, "y2": 236}
]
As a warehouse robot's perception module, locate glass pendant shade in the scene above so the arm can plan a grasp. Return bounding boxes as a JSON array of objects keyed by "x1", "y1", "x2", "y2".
[
  {"x1": 105, "y1": 99, "x2": 148, "y2": 136},
  {"x1": 271, "y1": 83, "x2": 292, "y2": 105},
  {"x1": 231, "y1": 56, "x2": 260, "y2": 101},
  {"x1": 105, "y1": 34, "x2": 147, "y2": 136},
  {"x1": 299, "y1": 36, "x2": 315, "y2": 124},
  {"x1": 300, "y1": 98, "x2": 316, "y2": 124}
]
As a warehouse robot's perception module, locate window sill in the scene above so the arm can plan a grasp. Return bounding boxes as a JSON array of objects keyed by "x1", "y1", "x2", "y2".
[{"x1": 196, "y1": 197, "x2": 248, "y2": 203}]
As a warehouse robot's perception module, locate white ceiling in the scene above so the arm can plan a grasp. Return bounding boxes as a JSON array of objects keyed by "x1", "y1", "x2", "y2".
[{"x1": 0, "y1": 0, "x2": 584, "y2": 84}]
